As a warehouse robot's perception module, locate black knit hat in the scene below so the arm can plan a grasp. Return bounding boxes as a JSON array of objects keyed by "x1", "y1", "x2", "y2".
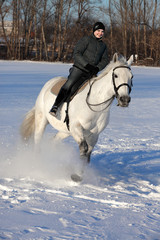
[{"x1": 93, "y1": 22, "x2": 105, "y2": 32}]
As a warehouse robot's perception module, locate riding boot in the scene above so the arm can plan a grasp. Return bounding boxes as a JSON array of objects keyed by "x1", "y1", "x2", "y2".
[{"x1": 49, "y1": 88, "x2": 67, "y2": 117}]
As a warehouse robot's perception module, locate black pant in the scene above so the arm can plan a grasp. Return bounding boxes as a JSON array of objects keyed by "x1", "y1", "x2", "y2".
[{"x1": 53, "y1": 66, "x2": 91, "y2": 108}]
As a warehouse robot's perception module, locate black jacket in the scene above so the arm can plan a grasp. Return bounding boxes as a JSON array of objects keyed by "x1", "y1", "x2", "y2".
[{"x1": 73, "y1": 33, "x2": 108, "y2": 73}]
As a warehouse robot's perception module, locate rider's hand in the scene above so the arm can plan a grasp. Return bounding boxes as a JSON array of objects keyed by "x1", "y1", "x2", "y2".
[{"x1": 85, "y1": 64, "x2": 99, "y2": 75}]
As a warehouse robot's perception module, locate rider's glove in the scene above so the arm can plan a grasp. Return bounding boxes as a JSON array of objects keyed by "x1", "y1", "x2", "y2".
[{"x1": 85, "y1": 64, "x2": 99, "y2": 75}]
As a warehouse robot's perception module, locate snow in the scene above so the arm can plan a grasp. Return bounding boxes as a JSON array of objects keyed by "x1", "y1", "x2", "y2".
[{"x1": 0, "y1": 60, "x2": 160, "y2": 240}]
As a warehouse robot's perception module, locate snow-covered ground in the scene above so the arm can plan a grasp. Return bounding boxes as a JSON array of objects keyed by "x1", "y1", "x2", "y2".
[{"x1": 0, "y1": 60, "x2": 160, "y2": 240}]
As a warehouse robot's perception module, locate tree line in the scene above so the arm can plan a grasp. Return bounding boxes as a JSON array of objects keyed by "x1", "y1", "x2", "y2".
[{"x1": 0, "y1": 0, "x2": 160, "y2": 65}]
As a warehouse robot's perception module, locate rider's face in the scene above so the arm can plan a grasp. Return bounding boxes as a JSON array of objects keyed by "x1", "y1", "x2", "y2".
[{"x1": 94, "y1": 29, "x2": 104, "y2": 39}]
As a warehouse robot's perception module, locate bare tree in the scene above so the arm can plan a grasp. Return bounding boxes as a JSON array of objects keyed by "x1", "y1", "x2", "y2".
[
  {"x1": 33, "y1": 0, "x2": 38, "y2": 59},
  {"x1": 0, "y1": 0, "x2": 12, "y2": 58},
  {"x1": 150, "y1": 0, "x2": 157, "y2": 58},
  {"x1": 143, "y1": 0, "x2": 147, "y2": 57},
  {"x1": 39, "y1": 0, "x2": 48, "y2": 60},
  {"x1": 61, "y1": 0, "x2": 72, "y2": 61},
  {"x1": 108, "y1": 0, "x2": 113, "y2": 55}
]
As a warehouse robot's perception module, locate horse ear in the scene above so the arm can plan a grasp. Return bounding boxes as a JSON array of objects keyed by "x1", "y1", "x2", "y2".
[
  {"x1": 127, "y1": 55, "x2": 134, "y2": 66},
  {"x1": 113, "y1": 53, "x2": 119, "y2": 62}
]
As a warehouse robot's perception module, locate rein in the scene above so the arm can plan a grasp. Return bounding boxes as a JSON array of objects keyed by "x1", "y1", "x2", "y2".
[
  {"x1": 86, "y1": 65, "x2": 133, "y2": 112},
  {"x1": 86, "y1": 80, "x2": 115, "y2": 112}
]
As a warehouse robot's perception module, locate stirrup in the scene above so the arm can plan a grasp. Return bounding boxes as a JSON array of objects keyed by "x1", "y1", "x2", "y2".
[{"x1": 49, "y1": 106, "x2": 58, "y2": 117}]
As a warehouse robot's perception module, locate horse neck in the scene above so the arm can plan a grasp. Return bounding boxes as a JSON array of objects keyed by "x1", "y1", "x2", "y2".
[{"x1": 88, "y1": 71, "x2": 113, "y2": 103}]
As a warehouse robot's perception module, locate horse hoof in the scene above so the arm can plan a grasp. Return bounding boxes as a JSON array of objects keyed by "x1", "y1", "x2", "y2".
[{"x1": 71, "y1": 174, "x2": 83, "y2": 182}]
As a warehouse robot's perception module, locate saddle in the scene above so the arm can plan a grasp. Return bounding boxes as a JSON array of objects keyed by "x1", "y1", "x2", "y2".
[{"x1": 51, "y1": 78, "x2": 89, "y2": 100}]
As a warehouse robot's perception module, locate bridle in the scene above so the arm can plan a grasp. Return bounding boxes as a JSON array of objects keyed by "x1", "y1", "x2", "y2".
[
  {"x1": 86, "y1": 65, "x2": 133, "y2": 112},
  {"x1": 65, "y1": 65, "x2": 133, "y2": 130},
  {"x1": 112, "y1": 65, "x2": 133, "y2": 98}
]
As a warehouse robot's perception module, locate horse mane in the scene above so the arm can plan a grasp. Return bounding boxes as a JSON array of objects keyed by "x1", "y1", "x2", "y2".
[{"x1": 96, "y1": 55, "x2": 128, "y2": 81}]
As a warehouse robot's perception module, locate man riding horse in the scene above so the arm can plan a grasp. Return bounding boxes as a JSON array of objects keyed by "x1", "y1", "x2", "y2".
[{"x1": 49, "y1": 22, "x2": 109, "y2": 117}]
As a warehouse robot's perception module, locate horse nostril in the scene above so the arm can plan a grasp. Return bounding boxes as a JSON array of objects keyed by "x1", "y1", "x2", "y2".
[{"x1": 120, "y1": 96, "x2": 131, "y2": 103}]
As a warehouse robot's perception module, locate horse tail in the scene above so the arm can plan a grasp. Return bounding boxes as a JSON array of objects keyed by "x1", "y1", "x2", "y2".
[{"x1": 20, "y1": 107, "x2": 35, "y2": 141}]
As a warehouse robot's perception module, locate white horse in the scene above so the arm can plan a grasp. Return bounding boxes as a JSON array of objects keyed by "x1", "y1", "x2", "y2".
[{"x1": 21, "y1": 53, "x2": 133, "y2": 181}]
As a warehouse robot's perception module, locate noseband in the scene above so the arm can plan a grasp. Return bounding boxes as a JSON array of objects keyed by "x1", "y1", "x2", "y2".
[{"x1": 112, "y1": 65, "x2": 133, "y2": 97}]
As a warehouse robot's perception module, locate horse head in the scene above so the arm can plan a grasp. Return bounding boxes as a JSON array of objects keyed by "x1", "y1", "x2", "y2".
[{"x1": 112, "y1": 53, "x2": 134, "y2": 107}]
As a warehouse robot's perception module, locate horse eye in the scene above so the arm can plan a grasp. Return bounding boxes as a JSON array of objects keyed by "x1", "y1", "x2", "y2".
[{"x1": 114, "y1": 74, "x2": 118, "y2": 78}]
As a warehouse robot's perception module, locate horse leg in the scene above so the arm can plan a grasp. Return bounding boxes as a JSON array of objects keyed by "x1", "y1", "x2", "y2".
[
  {"x1": 70, "y1": 122, "x2": 90, "y2": 164},
  {"x1": 85, "y1": 133, "x2": 99, "y2": 163},
  {"x1": 79, "y1": 140, "x2": 88, "y2": 156},
  {"x1": 34, "y1": 110, "x2": 48, "y2": 144},
  {"x1": 70, "y1": 139, "x2": 92, "y2": 182}
]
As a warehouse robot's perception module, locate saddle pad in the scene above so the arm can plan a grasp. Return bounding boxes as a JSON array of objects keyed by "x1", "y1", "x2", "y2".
[
  {"x1": 51, "y1": 78, "x2": 89, "y2": 97},
  {"x1": 51, "y1": 78, "x2": 66, "y2": 96}
]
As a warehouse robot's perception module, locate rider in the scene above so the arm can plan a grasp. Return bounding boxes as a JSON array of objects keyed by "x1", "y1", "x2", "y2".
[{"x1": 50, "y1": 22, "x2": 109, "y2": 117}]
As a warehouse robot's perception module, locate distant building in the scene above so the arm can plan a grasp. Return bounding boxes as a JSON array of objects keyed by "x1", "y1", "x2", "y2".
[{"x1": 0, "y1": 21, "x2": 12, "y2": 35}]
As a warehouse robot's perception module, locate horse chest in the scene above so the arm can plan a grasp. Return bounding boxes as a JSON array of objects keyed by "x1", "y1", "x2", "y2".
[{"x1": 81, "y1": 112, "x2": 108, "y2": 134}]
